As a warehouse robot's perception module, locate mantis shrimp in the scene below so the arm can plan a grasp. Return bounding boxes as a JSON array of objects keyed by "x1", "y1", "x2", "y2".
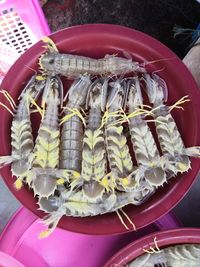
[
  {"x1": 59, "y1": 76, "x2": 91, "y2": 186},
  {"x1": 38, "y1": 79, "x2": 139, "y2": 235},
  {"x1": 81, "y1": 78, "x2": 108, "y2": 200},
  {"x1": 129, "y1": 243, "x2": 200, "y2": 267},
  {"x1": 27, "y1": 75, "x2": 66, "y2": 198},
  {"x1": 126, "y1": 78, "x2": 167, "y2": 187},
  {"x1": 104, "y1": 79, "x2": 135, "y2": 191},
  {"x1": 144, "y1": 73, "x2": 200, "y2": 176},
  {"x1": 38, "y1": 184, "x2": 151, "y2": 237},
  {"x1": 38, "y1": 37, "x2": 146, "y2": 78},
  {"x1": 0, "y1": 75, "x2": 46, "y2": 189}
]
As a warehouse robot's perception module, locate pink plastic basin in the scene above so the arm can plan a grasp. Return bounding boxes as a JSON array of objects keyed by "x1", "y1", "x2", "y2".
[
  {"x1": 104, "y1": 228, "x2": 200, "y2": 266},
  {"x1": 0, "y1": 208, "x2": 180, "y2": 267},
  {"x1": 0, "y1": 252, "x2": 24, "y2": 267},
  {"x1": 0, "y1": 24, "x2": 199, "y2": 235}
]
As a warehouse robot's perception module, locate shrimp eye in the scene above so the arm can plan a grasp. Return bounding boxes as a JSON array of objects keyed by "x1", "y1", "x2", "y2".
[{"x1": 49, "y1": 59, "x2": 54, "y2": 64}]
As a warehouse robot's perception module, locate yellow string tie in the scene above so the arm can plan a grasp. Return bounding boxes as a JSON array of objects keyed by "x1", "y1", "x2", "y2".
[
  {"x1": 60, "y1": 107, "x2": 86, "y2": 127},
  {"x1": 28, "y1": 95, "x2": 43, "y2": 117}
]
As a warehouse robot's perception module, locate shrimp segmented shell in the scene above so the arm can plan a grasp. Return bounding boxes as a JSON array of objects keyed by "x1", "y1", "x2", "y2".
[
  {"x1": 104, "y1": 79, "x2": 135, "y2": 191},
  {"x1": 129, "y1": 243, "x2": 200, "y2": 267},
  {"x1": 144, "y1": 73, "x2": 200, "y2": 176},
  {"x1": 0, "y1": 75, "x2": 46, "y2": 189},
  {"x1": 81, "y1": 79, "x2": 108, "y2": 199},
  {"x1": 59, "y1": 76, "x2": 91, "y2": 185},
  {"x1": 28, "y1": 75, "x2": 64, "y2": 198},
  {"x1": 126, "y1": 78, "x2": 167, "y2": 187},
  {"x1": 39, "y1": 37, "x2": 146, "y2": 78}
]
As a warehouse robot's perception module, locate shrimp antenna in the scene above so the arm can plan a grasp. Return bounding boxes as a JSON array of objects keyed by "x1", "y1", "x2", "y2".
[
  {"x1": 24, "y1": 65, "x2": 38, "y2": 75},
  {"x1": 152, "y1": 67, "x2": 165, "y2": 75},
  {"x1": 120, "y1": 208, "x2": 136, "y2": 230},
  {"x1": 116, "y1": 208, "x2": 136, "y2": 231},
  {"x1": 0, "y1": 89, "x2": 16, "y2": 110},
  {"x1": 141, "y1": 56, "x2": 177, "y2": 67},
  {"x1": 169, "y1": 95, "x2": 190, "y2": 112},
  {"x1": 116, "y1": 210, "x2": 129, "y2": 230},
  {"x1": 0, "y1": 102, "x2": 15, "y2": 116}
]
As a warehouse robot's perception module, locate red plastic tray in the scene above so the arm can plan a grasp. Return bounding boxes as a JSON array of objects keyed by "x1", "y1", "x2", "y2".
[
  {"x1": 104, "y1": 228, "x2": 200, "y2": 266},
  {"x1": 0, "y1": 24, "x2": 199, "y2": 235}
]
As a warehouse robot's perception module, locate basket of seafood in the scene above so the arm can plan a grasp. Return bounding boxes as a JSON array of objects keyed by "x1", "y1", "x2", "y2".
[
  {"x1": 104, "y1": 228, "x2": 200, "y2": 266},
  {"x1": 0, "y1": 24, "x2": 199, "y2": 237}
]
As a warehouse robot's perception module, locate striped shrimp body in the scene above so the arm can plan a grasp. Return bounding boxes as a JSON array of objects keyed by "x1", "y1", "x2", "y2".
[
  {"x1": 59, "y1": 76, "x2": 92, "y2": 185},
  {"x1": 39, "y1": 177, "x2": 155, "y2": 218},
  {"x1": 126, "y1": 78, "x2": 166, "y2": 187},
  {"x1": 81, "y1": 79, "x2": 108, "y2": 201},
  {"x1": 38, "y1": 183, "x2": 153, "y2": 237},
  {"x1": 40, "y1": 53, "x2": 146, "y2": 79},
  {"x1": 0, "y1": 75, "x2": 46, "y2": 189},
  {"x1": 39, "y1": 37, "x2": 145, "y2": 78},
  {"x1": 104, "y1": 80, "x2": 135, "y2": 191},
  {"x1": 28, "y1": 76, "x2": 64, "y2": 198},
  {"x1": 145, "y1": 73, "x2": 200, "y2": 176},
  {"x1": 129, "y1": 244, "x2": 200, "y2": 267}
]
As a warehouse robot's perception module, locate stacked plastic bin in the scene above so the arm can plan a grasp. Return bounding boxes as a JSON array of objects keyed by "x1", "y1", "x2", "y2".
[
  {"x1": 0, "y1": 207, "x2": 180, "y2": 267},
  {"x1": 0, "y1": 0, "x2": 50, "y2": 83}
]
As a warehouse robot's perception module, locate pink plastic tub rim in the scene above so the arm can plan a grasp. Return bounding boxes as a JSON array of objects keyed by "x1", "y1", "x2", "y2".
[
  {"x1": 0, "y1": 208, "x2": 180, "y2": 267},
  {"x1": 104, "y1": 228, "x2": 200, "y2": 266},
  {"x1": 0, "y1": 251, "x2": 24, "y2": 267},
  {"x1": 32, "y1": 0, "x2": 51, "y2": 36}
]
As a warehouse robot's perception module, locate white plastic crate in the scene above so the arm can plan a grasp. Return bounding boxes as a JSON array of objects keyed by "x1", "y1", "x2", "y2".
[{"x1": 0, "y1": 0, "x2": 50, "y2": 83}]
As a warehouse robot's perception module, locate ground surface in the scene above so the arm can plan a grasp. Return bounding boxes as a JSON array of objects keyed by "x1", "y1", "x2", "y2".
[{"x1": 43, "y1": 0, "x2": 200, "y2": 57}]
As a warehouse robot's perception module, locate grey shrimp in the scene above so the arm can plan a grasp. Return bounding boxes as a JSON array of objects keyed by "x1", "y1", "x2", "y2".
[
  {"x1": 144, "y1": 73, "x2": 200, "y2": 176},
  {"x1": 0, "y1": 75, "x2": 46, "y2": 189},
  {"x1": 126, "y1": 78, "x2": 166, "y2": 187},
  {"x1": 39, "y1": 37, "x2": 145, "y2": 79}
]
